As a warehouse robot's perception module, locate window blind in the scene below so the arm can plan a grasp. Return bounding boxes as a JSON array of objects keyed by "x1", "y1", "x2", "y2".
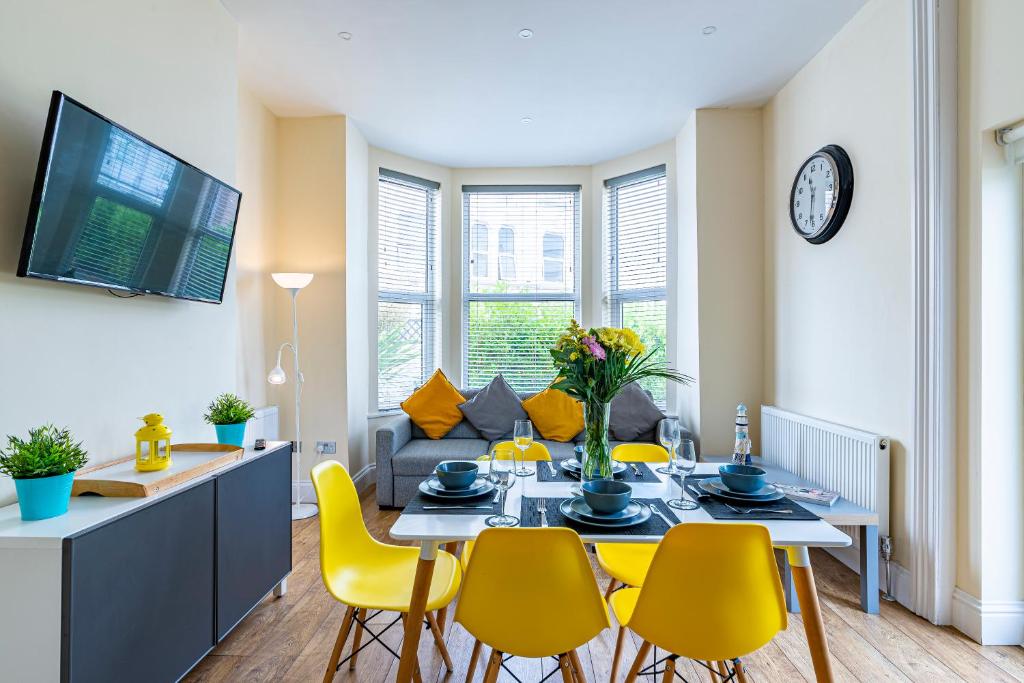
[
  {"x1": 604, "y1": 165, "x2": 669, "y2": 406},
  {"x1": 377, "y1": 169, "x2": 441, "y2": 410},
  {"x1": 462, "y1": 185, "x2": 581, "y2": 393}
]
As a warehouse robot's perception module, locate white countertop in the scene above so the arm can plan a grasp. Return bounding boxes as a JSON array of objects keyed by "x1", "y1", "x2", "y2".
[
  {"x1": 0, "y1": 441, "x2": 291, "y2": 549},
  {"x1": 389, "y1": 461, "x2": 852, "y2": 548}
]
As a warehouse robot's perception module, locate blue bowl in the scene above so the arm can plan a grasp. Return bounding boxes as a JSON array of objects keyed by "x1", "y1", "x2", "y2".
[
  {"x1": 718, "y1": 464, "x2": 767, "y2": 493},
  {"x1": 581, "y1": 480, "x2": 633, "y2": 514},
  {"x1": 435, "y1": 461, "x2": 479, "y2": 490}
]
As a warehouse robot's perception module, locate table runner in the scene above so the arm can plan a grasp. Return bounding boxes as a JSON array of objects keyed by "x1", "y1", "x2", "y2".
[
  {"x1": 679, "y1": 474, "x2": 820, "y2": 521},
  {"x1": 520, "y1": 497, "x2": 678, "y2": 535},
  {"x1": 535, "y1": 461, "x2": 660, "y2": 484}
]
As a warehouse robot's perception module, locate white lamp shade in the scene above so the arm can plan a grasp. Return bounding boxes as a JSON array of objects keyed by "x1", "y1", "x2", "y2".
[
  {"x1": 267, "y1": 364, "x2": 287, "y2": 385},
  {"x1": 272, "y1": 272, "x2": 314, "y2": 289}
]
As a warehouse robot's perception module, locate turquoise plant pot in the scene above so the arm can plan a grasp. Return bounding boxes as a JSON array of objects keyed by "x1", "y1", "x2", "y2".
[
  {"x1": 15, "y1": 471, "x2": 75, "y2": 521},
  {"x1": 215, "y1": 422, "x2": 247, "y2": 447}
]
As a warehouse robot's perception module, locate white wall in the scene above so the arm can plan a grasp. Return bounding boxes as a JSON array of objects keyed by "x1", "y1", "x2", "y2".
[
  {"x1": 763, "y1": 0, "x2": 913, "y2": 564},
  {"x1": 345, "y1": 120, "x2": 370, "y2": 474},
  {"x1": 0, "y1": 0, "x2": 239, "y2": 505}
]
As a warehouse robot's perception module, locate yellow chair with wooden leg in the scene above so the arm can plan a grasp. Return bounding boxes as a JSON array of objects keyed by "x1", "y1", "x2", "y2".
[
  {"x1": 609, "y1": 523, "x2": 786, "y2": 683},
  {"x1": 594, "y1": 444, "x2": 670, "y2": 599},
  {"x1": 456, "y1": 527, "x2": 610, "y2": 683},
  {"x1": 311, "y1": 460, "x2": 462, "y2": 683}
]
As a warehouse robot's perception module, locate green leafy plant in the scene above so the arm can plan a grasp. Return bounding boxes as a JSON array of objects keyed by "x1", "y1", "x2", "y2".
[
  {"x1": 0, "y1": 425, "x2": 89, "y2": 480},
  {"x1": 203, "y1": 393, "x2": 256, "y2": 426}
]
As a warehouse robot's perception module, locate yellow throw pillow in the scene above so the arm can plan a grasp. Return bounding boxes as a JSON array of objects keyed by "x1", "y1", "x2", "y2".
[
  {"x1": 401, "y1": 369, "x2": 467, "y2": 439},
  {"x1": 522, "y1": 388, "x2": 584, "y2": 442}
]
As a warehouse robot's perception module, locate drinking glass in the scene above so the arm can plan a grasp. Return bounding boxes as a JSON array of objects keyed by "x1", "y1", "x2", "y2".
[
  {"x1": 485, "y1": 448, "x2": 519, "y2": 527},
  {"x1": 656, "y1": 418, "x2": 681, "y2": 475},
  {"x1": 512, "y1": 420, "x2": 535, "y2": 476},
  {"x1": 667, "y1": 438, "x2": 699, "y2": 510}
]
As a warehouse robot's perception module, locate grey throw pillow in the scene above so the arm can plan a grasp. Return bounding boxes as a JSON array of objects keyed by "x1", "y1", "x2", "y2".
[
  {"x1": 458, "y1": 375, "x2": 528, "y2": 441},
  {"x1": 610, "y1": 382, "x2": 666, "y2": 442}
]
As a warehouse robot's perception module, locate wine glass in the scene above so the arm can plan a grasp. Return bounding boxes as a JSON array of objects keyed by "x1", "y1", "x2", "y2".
[
  {"x1": 485, "y1": 447, "x2": 519, "y2": 527},
  {"x1": 656, "y1": 418, "x2": 681, "y2": 475},
  {"x1": 667, "y1": 438, "x2": 699, "y2": 510},
  {"x1": 512, "y1": 420, "x2": 535, "y2": 477}
]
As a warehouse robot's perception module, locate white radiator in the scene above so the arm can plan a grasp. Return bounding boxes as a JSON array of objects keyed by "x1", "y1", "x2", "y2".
[
  {"x1": 245, "y1": 405, "x2": 280, "y2": 448},
  {"x1": 761, "y1": 405, "x2": 890, "y2": 536}
]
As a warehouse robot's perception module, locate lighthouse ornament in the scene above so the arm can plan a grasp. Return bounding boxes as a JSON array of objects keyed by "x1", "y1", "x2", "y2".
[{"x1": 732, "y1": 403, "x2": 752, "y2": 466}]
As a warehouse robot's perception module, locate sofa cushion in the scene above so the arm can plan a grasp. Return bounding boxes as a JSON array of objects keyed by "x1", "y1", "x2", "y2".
[
  {"x1": 458, "y1": 375, "x2": 528, "y2": 441},
  {"x1": 400, "y1": 369, "x2": 466, "y2": 439},
  {"x1": 610, "y1": 382, "x2": 665, "y2": 442},
  {"x1": 392, "y1": 438, "x2": 491, "y2": 476},
  {"x1": 522, "y1": 388, "x2": 584, "y2": 442}
]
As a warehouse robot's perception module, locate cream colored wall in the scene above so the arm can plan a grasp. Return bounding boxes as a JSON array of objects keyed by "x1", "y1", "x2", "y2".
[
  {"x1": 956, "y1": 0, "x2": 1024, "y2": 602},
  {"x1": 0, "y1": 0, "x2": 238, "y2": 505},
  {"x1": 235, "y1": 87, "x2": 280, "y2": 409},
  {"x1": 273, "y1": 117, "x2": 349, "y2": 476},
  {"x1": 763, "y1": 0, "x2": 914, "y2": 564}
]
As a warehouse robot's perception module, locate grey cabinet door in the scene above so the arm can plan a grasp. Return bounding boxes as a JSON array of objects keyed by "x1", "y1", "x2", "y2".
[
  {"x1": 215, "y1": 444, "x2": 291, "y2": 640},
  {"x1": 62, "y1": 480, "x2": 216, "y2": 682}
]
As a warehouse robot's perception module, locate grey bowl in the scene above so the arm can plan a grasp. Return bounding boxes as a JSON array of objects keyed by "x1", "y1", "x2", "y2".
[
  {"x1": 581, "y1": 480, "x2": 633, "y2": 514},
  {"x1": 718, "y1": 464, "x2": 767, "y2": 493},
  {"x1": 435, "y1": 461, "x2": 479, "y2": 490}
]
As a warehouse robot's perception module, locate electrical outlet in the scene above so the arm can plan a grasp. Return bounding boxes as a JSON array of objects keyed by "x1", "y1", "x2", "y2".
[{"x1": 316, "y1": 440, "x2": 337, "y2": 455}]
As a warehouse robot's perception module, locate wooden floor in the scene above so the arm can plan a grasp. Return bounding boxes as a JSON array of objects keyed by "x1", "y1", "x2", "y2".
[{"x1": 186, "y1": 487, "x2": 1024, "y2": 683}]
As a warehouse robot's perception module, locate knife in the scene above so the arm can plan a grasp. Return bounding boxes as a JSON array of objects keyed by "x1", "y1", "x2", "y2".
[
  {"x1": 686, "y1": 484, "x2": 710, "y2": 501},
  {"x1": 546, "y1": 461, "x2": 557, "y2": 477},
  {"x1": 422, "y1": 504, "x2": 494, "y2": 510}
]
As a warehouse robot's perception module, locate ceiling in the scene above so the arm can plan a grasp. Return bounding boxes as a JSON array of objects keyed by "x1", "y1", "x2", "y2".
[{"x1": 224, "y1": 0, "x2": 865, "y2": 168}]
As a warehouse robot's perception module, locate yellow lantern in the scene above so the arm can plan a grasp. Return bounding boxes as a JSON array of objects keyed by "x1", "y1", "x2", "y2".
[{"x1": 135, "y1": 413, "x2": 172, "y2": 472}]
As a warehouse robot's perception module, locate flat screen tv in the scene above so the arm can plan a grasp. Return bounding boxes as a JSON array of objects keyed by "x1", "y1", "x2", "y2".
[{"x1": 17, "y1": 91, "x2": 242, "y2": 303}]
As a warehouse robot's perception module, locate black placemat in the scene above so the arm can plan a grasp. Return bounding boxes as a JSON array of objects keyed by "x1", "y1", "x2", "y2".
[
  {"x1": 535, "y1": 461, "x2": 660, "y2": 483},
  {"x1": 520, "y1": 497, "x2": 679, "y2": 536},
  {"x1": 402, "y1": 489, "x2": 501, "y2": 515},
  {"x1": 679, "y1": 474, "x2": 820, "y2": 521}
]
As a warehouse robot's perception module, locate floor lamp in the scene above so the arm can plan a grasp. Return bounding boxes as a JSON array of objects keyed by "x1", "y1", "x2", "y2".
[{"x1": 268, "y1": 272, "x2": 318, "y2": 520}]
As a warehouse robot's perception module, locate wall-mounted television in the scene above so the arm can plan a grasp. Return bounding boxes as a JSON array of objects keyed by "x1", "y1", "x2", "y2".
[{"x1": 16, "y1": 91, "x2": 242, "y2": 304}]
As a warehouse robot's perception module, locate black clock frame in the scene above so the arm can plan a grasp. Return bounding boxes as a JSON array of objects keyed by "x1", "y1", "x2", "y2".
[{"x1": 789, "y1": 144, "x2": 854, "y2": 245}]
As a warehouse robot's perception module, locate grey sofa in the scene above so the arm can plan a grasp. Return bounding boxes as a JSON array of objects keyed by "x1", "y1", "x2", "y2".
[{"x1": 375, "y1": 387, "x2": 684, "y2": 508}]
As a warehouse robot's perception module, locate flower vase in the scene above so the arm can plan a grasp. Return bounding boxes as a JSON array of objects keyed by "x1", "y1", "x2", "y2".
[{"x1": 582, "y1": 401, "x2": 613, "y2": 482}]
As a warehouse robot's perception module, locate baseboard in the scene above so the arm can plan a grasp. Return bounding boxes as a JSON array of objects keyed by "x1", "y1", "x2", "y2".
[
  {"x1": 952, "y1": 588, "x2": 1024, "y2": 645},
  {"x1": 825, "y1": 545, "x2": 913, "y2": 609},
  {"x1": 291, "y1": 463, "x2": 376, "y2": 504}
]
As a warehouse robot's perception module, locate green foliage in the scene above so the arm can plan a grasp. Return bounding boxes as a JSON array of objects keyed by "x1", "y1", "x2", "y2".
[
  {"x1": 0, "y1": 425, "x2": 89, "y2": 480},
  {"x1": 203, "y1": 393, "x2": 256, "y2": 426}
]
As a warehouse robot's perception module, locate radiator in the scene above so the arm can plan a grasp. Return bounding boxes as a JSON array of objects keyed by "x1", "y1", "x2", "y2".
[
  {"x1": 761, "y1": 405, "x2": 890, "y2": 537},
  {"x1": 245, "y1": 405, "x2": 280, "y2": 448}
]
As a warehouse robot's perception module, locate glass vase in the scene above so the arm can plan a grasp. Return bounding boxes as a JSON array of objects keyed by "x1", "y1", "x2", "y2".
[{"x1": 582, "y1": 401, "x2": 613, "y2": 482}]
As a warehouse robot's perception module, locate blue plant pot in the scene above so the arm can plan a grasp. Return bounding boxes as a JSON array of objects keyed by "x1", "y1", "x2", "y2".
[
  {"x1": 15, "y1": 471, "x2": 75, "y2": 521},
  {"x1": 215, "y1": 422, "x2": 247, "y2": 447}
]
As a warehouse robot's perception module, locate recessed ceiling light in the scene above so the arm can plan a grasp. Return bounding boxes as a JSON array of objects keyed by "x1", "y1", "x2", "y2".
[
  {"x1": 518, "y1": 28, "x2": 534, "y2": 39},
  {"x1": 521, "y1": 116, "x2": 533, "y2": 125},
  {"x1": 702, "y1": 25, "x2": 717, "y2": 35},
  {"x1": 337, "y1": 31, "x2": 353, "y2": 40}
]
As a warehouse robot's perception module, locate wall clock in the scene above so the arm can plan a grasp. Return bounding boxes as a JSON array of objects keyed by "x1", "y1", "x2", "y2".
[{"x1": 789, "y1": 144, "x2": 854, "y2": 245}]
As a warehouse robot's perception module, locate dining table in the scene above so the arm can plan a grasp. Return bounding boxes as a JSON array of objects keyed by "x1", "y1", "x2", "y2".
[{"x1": 389, "y1": 460, "x2": 851, "y2": 683}]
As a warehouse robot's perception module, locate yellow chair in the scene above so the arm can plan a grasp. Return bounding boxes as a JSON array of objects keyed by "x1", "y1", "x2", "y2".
[
  {"x1": 456, "y1": 527, "x2": 610, "y2": 682},
  {"x1": 595, "y1": 444, "x2": 671, "y2": 598},
  {"x1": 609, "y1": 523, "x2": 787, "y2": 683},
  {"x1": 311, "y1": 460, "x2": 462, "y2": 682}
]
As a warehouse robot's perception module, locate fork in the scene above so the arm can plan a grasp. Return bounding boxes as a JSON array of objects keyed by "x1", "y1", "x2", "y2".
[
  {"x1": 537, "y1": 498, "x2": 548, "y2": 527},
  {"x1": 649, "y1": 505, "x2": 675, "y2": 527},
  {"x1": 629, "y1": 463, "x2": 642, "y2": 478},
  {"x1": 723, "y1": 503, "x2": 793, "y2": 515}
]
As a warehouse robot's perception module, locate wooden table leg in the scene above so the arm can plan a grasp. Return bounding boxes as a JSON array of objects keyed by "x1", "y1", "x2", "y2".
[
  {"x1": 396, "y1": 541, "x2": 438, "y2": 683},
  {"x1": 786, "y1": 546, "x2": 835, "y2": 682},
  {"x1": 437, "y1": 541, "x2": 459, "y2": 631}
]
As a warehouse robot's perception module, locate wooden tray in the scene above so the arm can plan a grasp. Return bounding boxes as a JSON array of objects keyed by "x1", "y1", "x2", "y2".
[{"x1": 72, "y1": 443, "x2": 244, "y2": 497}]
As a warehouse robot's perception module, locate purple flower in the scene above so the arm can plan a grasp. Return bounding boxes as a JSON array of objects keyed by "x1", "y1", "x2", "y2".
[{"x1": 582, "y1": 336, "x2": 606, "y2": 360}]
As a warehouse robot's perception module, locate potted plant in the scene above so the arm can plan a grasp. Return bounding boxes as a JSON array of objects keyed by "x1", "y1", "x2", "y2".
[
  {"x1": 204, "y1": 393, "x2": 256, "y2": 447},
  {"x1": 0, "y1": 425, "x2": 89, "y2": 521},
  {"x1": 550, "y1": 320, "x2": 693, "y2": 481}
]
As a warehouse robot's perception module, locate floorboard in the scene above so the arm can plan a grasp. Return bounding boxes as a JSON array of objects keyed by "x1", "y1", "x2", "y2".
[{"x1": 183, "y1": 486, "x2": 1024, "y2": 682}]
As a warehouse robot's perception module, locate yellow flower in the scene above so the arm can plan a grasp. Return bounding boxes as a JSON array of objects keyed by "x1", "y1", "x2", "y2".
[{"x1": 569, "y1": 352, "x2": 579, "y2": 361}]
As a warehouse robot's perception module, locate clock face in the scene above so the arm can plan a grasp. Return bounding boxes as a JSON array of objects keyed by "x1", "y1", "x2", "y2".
[{"x1": 789, "y1": 145, "x2": 854, "y2": 245}]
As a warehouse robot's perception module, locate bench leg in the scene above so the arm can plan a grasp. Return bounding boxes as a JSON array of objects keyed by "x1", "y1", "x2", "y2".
[
  {"x1": 775, "y1": 548, "x2": 800, "y2": 613},
  {"x1": 859, "y1": 524, "x2": 880, "y2": 614}
]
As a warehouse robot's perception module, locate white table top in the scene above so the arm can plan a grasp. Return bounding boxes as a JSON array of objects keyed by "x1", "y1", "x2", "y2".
[
  {"x1": 389, "y1": 462, "x2": 852, "y2": 548},
  {"x1": 0, "y1": 441, "x2": 291, "y2": 550}
]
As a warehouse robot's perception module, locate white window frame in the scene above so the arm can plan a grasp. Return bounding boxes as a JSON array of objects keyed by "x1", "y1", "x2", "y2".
[
  {"x1": 461, "y1": 184, "x2": 582, "y2": 391},
  {"x1": 375, "y1": 168, "x2": 440, "y2": 412}
]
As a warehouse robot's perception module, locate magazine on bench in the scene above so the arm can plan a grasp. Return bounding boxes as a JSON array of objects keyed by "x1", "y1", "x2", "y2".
[{"x1": 772, "y1": 482, "x2": 840, "y2": 507}]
